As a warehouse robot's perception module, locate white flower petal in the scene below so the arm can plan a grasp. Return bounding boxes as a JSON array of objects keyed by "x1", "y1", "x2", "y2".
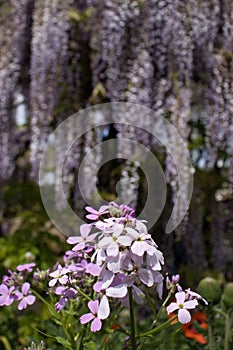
[
  {"x1": 98, "y1": 295, "x2": 110, "y2": 320},
  {"x1": 139, "y1": 268, "x2": 154, "y2": 287},
  {"x1": 125, "y1": 227, "x2": 138, "y2": 239},
  {"x1": 183, "y1": 299, "x2": 198, "y2": 310},
  {"x1": 49, "y1": 278, "x2": 57, "y2": 287},
  {"x1": 98, "y1": 237, "x2": 112, "y2": 247},
  {"x1": 107, "y1": 242, "x2": 119, "y2": 257},
  {"x1": 106, "y1": 284, "x2": 128, "y2": 298},
  {"x1": 131, "y1": 241, "x2": 144, "y2": 256},
  {"x1": 175, "y1": 291, "x2": 186, "y2": 305},
  {"x1": 166, "y1": 302, "x2": 179, "y2": 314},
  {"x1": 117, "y1": 236, "x2": 132, "y2": 246},
  {"x1": 178, "y1": 309, "x2": 191, "y2": 324},
  {"x1": 67, "y1": 236, "x2": 81, "y2": 244}
]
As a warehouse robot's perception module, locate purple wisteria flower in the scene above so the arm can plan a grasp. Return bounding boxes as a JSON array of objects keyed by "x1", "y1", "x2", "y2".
[
  {"x1": 80, "y1": 296, "x2": 110, "y2": 332},
  {"x1": 0, "y1": 284, "x2": 15, "y2": 306},
  {"x1": 15, "y1": 282, "x2": 36, "y2": 310},
  {"x1": 166, "y1": 291, "x2": 198, "y2": 324}
]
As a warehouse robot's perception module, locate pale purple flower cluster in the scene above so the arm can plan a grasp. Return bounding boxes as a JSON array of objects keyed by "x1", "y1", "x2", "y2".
[
  {"x1": 166, "y1": 275, "x2": 208, "y2": 324},
  {"x1": 0, "y1": 264, "x2": 36, "y2": 310},
  {"x1": 61, "y1": 202, "x2": 164, "y2": 332},
  {"x1": 0, "y1": 203, "x2": 208, "y2": 334}
]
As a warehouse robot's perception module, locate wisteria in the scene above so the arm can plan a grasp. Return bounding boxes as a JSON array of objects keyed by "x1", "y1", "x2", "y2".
[
  {"x1": 1, "y1": 0, "x2": 233, "y2": 270},
  {"x1": 29, "y1": 0, "x2": 75, "y2": 179},
  {"x1": 0, "y1": 0, "x2": 33, "y2": 183}
]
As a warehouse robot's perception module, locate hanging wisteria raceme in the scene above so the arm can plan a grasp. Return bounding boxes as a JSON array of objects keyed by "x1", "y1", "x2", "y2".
[
  {"x1": 222, "y1": 0, "x2": 233, "y2": 52},
  {"x1": 29, "y1": 0, "x2": 75, "y2": 179},
  {"x1": 164, "y1": 87, "x2": 192, "y2": 234},
  {"x1": 0, "y1": 0, "x2": 33, "y2": 183},
  {"x1": 89, "y1": 0, "x2": 132, "y2": 101},
  {"x1": 2, "y1": 0, "x2": 233, "y2": 271},
  {"x1": 190, "y1": 0, "x2": 220, "y2": 81},
  {"x1": 205, "y1": 54, "x2": 232, "y2": 167}
]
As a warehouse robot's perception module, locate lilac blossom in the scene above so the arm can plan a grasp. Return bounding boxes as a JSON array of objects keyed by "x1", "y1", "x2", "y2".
[
  {"x1": 80, "y1": 296, "x2": 110, "y2": 332},
  {"x1": 15, "y1": 282, "x2": 36, "y2": 310}
]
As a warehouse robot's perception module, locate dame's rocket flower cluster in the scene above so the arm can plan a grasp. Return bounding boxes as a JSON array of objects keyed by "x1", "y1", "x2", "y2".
[
  {"x1": 166, "y1": 275, "x2": 208, "y2": 324},
  {"x1": 0, "y1": 266, "x2": 36, "y2": 310},
  {"x1": 0, "y1": 202, "x2": 206, "y2": 334},
  {"x1": 66, "y1": 202, "x2": 164, "y2": 331}
]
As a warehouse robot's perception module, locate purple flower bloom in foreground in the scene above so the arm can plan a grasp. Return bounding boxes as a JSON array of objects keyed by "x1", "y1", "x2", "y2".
[
  {"x1": 80, "y1": 296, "x2": 110, "y2": 332},
  {"x1": 85, "y1": 206, "x2": 109, "y2": 220},
  {"x1": 98, "y1": 223, "x2": 132, "y2": 257},
  {"x1": 185, "y1": 288, "x2": 208, "y2": 305},
  {"x1": 17, "y1": 263, "x2": 36, "y2": 272},
  {"x1": 49, "y1": 265, "x2": 70, "y2": 287},
  {"x1": 166, "y1": 291, "x2": 198, "y2": 324},
  {"x1": 54, "y1": 286, "x2": 77, "y2": 312},
  {"x1": 125, "y1": 226, "x2": 152, "y2": 257},
  {"x1": 0, "y1": 284, "x2": 15, "y2": 306},
  {"x1": 15, "y1": 282, "x2": 36, "y2": 310},
  {"x1": 172, "y1": 274, "x2": 180, "y2": 284},
  {"x1": 67, "y1": 224, "x2": 97, "y2": 251}
]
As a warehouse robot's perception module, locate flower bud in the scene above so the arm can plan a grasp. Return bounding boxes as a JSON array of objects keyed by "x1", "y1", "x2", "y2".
[
  {"x1": 197, "y1": 277, "x2": 221, "y2": 304},
  {"x1": 172, "y1": 274, "x2": 180, "y2": 284},
  {"x1": 222, "y1": 283, "x2": 233, "y2": 308}
]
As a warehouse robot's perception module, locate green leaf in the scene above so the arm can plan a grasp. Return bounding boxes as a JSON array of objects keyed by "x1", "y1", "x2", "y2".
[
  {"x1": 85, "y1": 341, "x2": 97, "y2": 350},
  {"x1": 55, "y1": 337, "x2": 72, "y2": 349}
]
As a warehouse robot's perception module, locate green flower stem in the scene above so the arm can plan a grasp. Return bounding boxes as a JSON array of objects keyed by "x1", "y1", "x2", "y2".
[
  {"x1": 207, "y1": 307, "x2": 215, "y2": 350},
  {"x1": 31, "y1": 288, "x2": 60, "y2": 319},
  {"x1": 78, "y1": 325, "x2": 86, "y2": 350},
  {"x1": 152, "y1": 291, "x2": 172, "y2": 327},
  {"x1": 77, "y1": 288, "x2": 92, "y2": 301},
  {"x1": 32, "y1": 289, "x2": 77, "y2": 348},
  {"x1": 224, "y1": 312, "x2": 231, "y2": 350},
  {"x1": 138, "y1": 315, "x2": 177, "y2": 339},
  {"x1": 145, "y1": 288, "x2": 157, "y2": 318},
  {"x1": 128, "y1": 287, "x2": 137, "y2": 350}
]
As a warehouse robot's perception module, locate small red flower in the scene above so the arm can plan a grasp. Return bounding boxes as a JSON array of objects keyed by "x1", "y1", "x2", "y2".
[
  {"x1": 169, "y1": 311, "x2": 208, "y2": 344},
  {"x1": 182, "y1": 311, "x2": 208, "y2": 344}
]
